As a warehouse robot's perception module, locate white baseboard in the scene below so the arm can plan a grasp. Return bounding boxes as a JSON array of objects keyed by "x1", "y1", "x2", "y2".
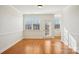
[
  {"x1": 61, "y1": 40, "x2": 77, "y2": 52},
  {"x1": 0, "y1": 38, "x2": 23, "y2": 54}
]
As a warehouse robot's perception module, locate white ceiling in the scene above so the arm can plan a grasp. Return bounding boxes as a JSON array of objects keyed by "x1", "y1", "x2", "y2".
[{"x1": 13, "y1": 5, "x2": 68, "y2": 14}]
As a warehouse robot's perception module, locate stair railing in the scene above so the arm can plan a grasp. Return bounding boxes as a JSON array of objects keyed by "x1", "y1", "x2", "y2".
[{"x1": 62, "y1": 28, "x2": 77, "y2": 52}]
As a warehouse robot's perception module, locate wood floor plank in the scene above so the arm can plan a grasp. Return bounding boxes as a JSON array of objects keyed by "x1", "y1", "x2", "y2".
[{"x1": 2, "y1": 37, "x2": 76, "y2": 54}]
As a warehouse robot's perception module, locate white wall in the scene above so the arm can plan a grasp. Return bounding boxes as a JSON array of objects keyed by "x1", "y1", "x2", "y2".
[
  {"x1": 0, "y1": 6, "x2": 23, "y2": 53},
  {"x1": 63, "y1": 6, "x2": 79, "y2": 51}
]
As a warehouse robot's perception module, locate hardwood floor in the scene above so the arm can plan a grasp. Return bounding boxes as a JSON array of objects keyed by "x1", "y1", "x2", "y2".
[{"x1": 2, "y1": 36, "x2": 76, "y2": 54}]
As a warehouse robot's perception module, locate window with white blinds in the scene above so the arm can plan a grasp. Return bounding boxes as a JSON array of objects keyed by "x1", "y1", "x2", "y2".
[{"x1": 25, "y1": 16, "x2": 40, "y2": 30}]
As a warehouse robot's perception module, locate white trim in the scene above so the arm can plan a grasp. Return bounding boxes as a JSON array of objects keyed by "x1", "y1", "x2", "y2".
[
  {"x1": 0, "y1": 37, "x2": 23, "y2": 54},
  {"x1": 0, "y1": 31, "x2": 23, "y2": 54},
  {"x1": 9, "y1": 5, "x2": 22, "y2": 14},
  {"x1": 61, "y1": 28, "x2": 77, "y2": 52},
  {"x1": 0, "y1": 31, "x2": 23, "y2": 36},
  {"x1": 61, "y1": 40, "x2": 76, "y2": 52},
  {"x1": 23, "y1": 37, "x2": 44, "y2": 39}
]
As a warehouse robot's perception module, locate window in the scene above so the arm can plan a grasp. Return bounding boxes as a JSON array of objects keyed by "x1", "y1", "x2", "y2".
[
  {"x1": 45, "y1": 24, "x2": 49, "y2": 35},
  {"x1": 25, "y1": 24, "x2": 32, "y2": 30},
  {"x1": 45, "y1": 24, "x2": 49, "y2": 30},
  {"x1": 33, "y1": 24, "x2": 40, "y2": 30},
  {"x1": 54, "y1": 24, "x2": 60, "y2": 29}
]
